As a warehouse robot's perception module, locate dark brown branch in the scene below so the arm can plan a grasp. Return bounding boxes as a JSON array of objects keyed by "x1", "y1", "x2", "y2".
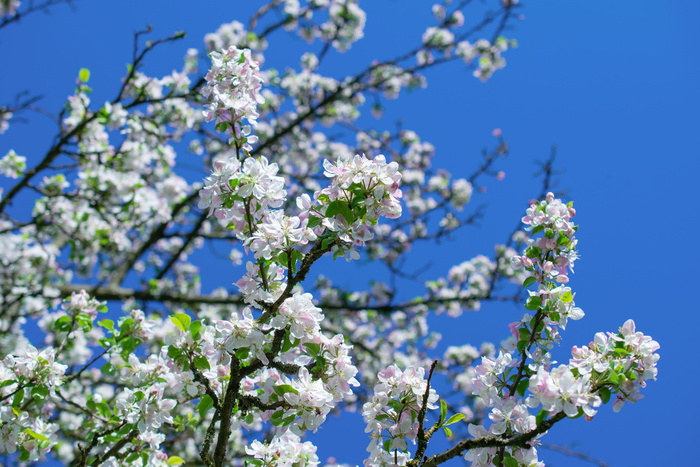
[
  {"x1": 411, "y1": 360, "x2": 439, "y2": 465},
  {"x1": 419, "y1": 412, "x2": 567, "y2": 466}
]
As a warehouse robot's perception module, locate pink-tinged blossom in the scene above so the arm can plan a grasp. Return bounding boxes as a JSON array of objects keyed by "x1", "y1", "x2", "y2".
[
  {"x1": 464, "y1": 423, "x2": 498, "y2": 466},
  {"x1": 235, "y1": 261, "x2": 286, "y2": 304},
  {"x1": 201, "y1": 46, "x2": 264, "y2": 150},
  {"x1": 272, "y1": 292, "x2": 324, "y2": 339},
  {"x1": 362, "y1": 364, "x2": 438, "y2": 465},
  {"x1": 115, "y1": 384, "x2": 176, "y2": 448},
  {"x1": 455, "y1": 37, "x2": 511, "y2": 82},
  {"x1": 199, "y1": 154, "x2": 287, "y2": 235},
  {"x1": 585, "y1": 319, "x2": 660, "y2": 413},
  {"x1": 0, "y1": 107, "x2": 12, "y2": 133},
  {"x1": 0, "y1": 0, "x2": 19, "y2": 17},
  {"x1": 286, "y1": 367, "x2": 335, "y2": 431},
  {"x1": 0, "y1": 150, "x2": 25, "y2": 178},
  {"x1": 1, "y1": 345, "x2": 67, "y2": 392},
  {"x1": 245, "y1": 432, "x2": 319, "y2": 467},
  {"x1": 422, "y1": 27, "x2": 455, "y2": 50},
  {"x1": 528, "y1": 365, "x2": 601, "y2": 418},
  {"x1": 473, "y1": 352, "x2": 513, "y2": 403},
  {"x1": 488, "y1": 398, "x2": 535, "y2": 435},
  {"x1": 319, "y1": 153, "x2": 403, "y2": 223}
]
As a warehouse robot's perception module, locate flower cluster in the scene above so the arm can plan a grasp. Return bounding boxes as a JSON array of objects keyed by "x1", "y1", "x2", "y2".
[
  {"x1": 514, "y1": 192, "x2": 578, "y2": 283},
  {"x1": 199, "y1": 155, "x2": 287, "y2": 233},
  {"x1": 0, "y1": 0, "x2": 19, "y2": 17},
  {"x1": 455, "y1": 37, "x2": 513, "y2": 82},
  {"x1": 362, "y1": 365, "x2": 438, "y2": 465},
  {"x1": 0, "y1": 107, "x2": 12, "y2": 134},
  {"x1": 245, "y1": 431, "x2": 319, "y2": 466},
  {"x1": 0, "y1": 150, "x2": 26, "y2": 179},
  {"x1": 0, "y1": 3, "x2": 662, "y2": 466},
  {"x1": 570, "y1": 319, "x2": 660, "y2": 413},
  {"x1": 201, "y1": 46, "x2": 264, "y2": 151},
  {"x1": 457, "y1": 194, "x2": 659, "y2": 466},
  {"x1": 0, "y1": 346, "x2": 66, "y2": 461},
  {"x1": 311, "y1": 153, "x2": 403, "y2": 259}
]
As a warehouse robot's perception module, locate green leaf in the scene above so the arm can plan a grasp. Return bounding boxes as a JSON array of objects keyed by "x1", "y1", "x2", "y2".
[
  {"x1": 281, "y1": 331, "x2": 296, "y2": 353},
  {"x1": 522, "y1": 276, "x2": 537, "y2": 288},
  {"x1": 55, "y1": 315, "x2": 72, "y2": 332},
  {"x1": 557, "y1": 234, "x2": 571, "y2": 246},
  {"x1": 118, "y1": 317, "x2": 135, "y2": 335},
  {"x1": 31, "y1": 384, "x2": 49, "y2": 401},
  {"x1": 290, "y1": 249, "x2": 304, "y2": 274},
  {"x1": 12, "y1": 390, "x2": 24, "y2": 409},
  {"x1": 197, "y1": 395, "x2": 214, "y2": 420},
  {"x1": 387, "y1": 399, "x2": 405, "y2": 412},
  {"x1": 170, "y1": 313, "x2": 191, "y2": 332},
  {"x1": 444, "y1": 413, "x2": 465, "y2": 426},
  {"x1": 77, "y1": 314, "x2": 93, "y2": 332},
  {"x1": 97, "y1": 402, "x2": 112, "y2": 419},
  {"x1": 277, "y1": 251, "x2": 289, "y2": 268},
  {"x1": 516, "y1": 378, "x2": 530, "y2": 397},
  {"x1": 116, "y1": 423, "x2": 135, "y2": 437},
  {"x1": 608, "y1": 370, "x2": 619, "y2": 384},
  {"x1": 326, "y1": 200, "x2": 355, "y2": 223},
  {"x1": 503, "y1": 456, "x2": 519, "y2": 467},
  {"x1": 524, "y1": 295, "x2": 542, "y2": 311},
  {"x1": 307, "y1": 215, "x2": 322, "y2": 228},
  {"x1": 536, "y1": 409, "x2": 547, "y2": 425},
  {"x1": 313, "y1": 355, "x2": 328, "y2": 375},
  {"x1": 270, "y1": 410, "x2": 290, "y2": 426},
  {"x1": 0, "y1": 379, "x2": 16, "y2": 389},
  {"x1": 190, "y1": 320, "x2": 202, "y2": 340},
  {"x1": 273, "y1": 384, "x2": 299, "y2": 397},
  {"x1": 382, "y1": 439, "x2": 392, "y2": 452},
  {"x1": 518, "y1": 327, "x2": 530, "y2": 341},
  {"x1": 193, "y1": 355, "x2": 210, "y2": 371},
  {"x1": 98, "y1": 319, "x2": 114, "y2": 331},
  {"x1": 525, "y1": 246, "x2": 542, "y2": 258},
  {"x1": 534, "y1": 320, "x2": 545, "y2": 334},
  {"x1": 120, "y1": 336, "x2": 142, "y2": 359},
  {"x1": 598, "y1": 386, "x2": 611, "y2": 404},
  {"x1": 561, "y1": 291, "x2": 574, "y2": 303},
  {"x1": 24, "y1": 428, "x2": 48, "y2": 441},
  {"x1": 304, "y1": 343, "x2": 321, "y2": 356},
  {"x1": 168, "y1": 345, "x2": 184, "y2": 360},
  {"x1": 439, "y1": 399, "x2": 447, "y2": 424},
  {"x1": 167, "y1": 456, "x2": 185, "y2": 466},
  {"x1": 235, "y1": 347, "x2": 250, "y2": 360},
  {"x1": 443, "y1": 426, "x2": 453, "y2": 437},
  {"x1": 79, "y1": 68, "x2": 91, "y2": 82}
]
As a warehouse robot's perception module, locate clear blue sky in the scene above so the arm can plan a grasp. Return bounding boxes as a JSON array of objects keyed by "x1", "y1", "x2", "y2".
[{"x1": 1, "y1": 1, "x2": 698, "y2": 466}]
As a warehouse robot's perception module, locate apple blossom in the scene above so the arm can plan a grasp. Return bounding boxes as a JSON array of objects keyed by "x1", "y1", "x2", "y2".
[{"x1": 0, "y1": 2, "x2": 660, "y2": 466}]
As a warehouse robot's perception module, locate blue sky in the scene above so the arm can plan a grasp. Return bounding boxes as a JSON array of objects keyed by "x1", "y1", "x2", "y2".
[{"x1": 1, "y1": 1, "x2": 698, "y2": 466}]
